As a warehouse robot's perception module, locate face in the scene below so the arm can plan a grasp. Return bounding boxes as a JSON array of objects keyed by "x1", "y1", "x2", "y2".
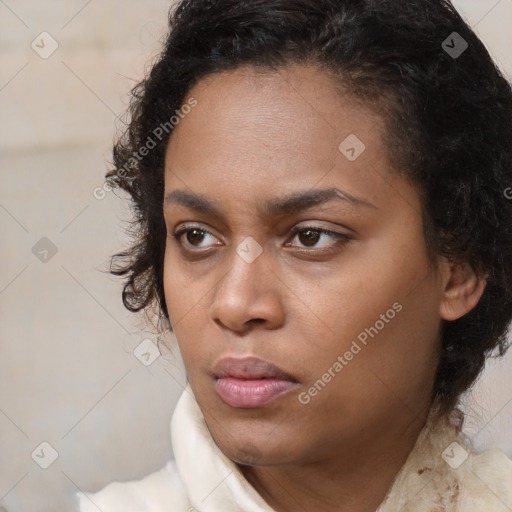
[{"x1": 162, "y1": 63, "x2": 448, "y2": 467}]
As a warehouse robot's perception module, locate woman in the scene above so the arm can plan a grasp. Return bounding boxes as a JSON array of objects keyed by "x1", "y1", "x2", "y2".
[{"x1": 76, "y1": 0, "x2": 512, "y2": 510}]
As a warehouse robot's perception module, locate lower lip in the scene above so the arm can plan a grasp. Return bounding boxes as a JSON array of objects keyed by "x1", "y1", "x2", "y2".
[{"x1": 215, "y1": 377, "x2": 298, "y2": 408}]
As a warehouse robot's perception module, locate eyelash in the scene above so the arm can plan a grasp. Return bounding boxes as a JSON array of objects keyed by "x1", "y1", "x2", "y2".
[{"x1": 170, "y1": 225, "x2": 350, "y2": 252}]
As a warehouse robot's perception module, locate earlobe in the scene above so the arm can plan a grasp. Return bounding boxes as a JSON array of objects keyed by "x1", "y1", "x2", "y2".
[{"x1": 439, "y1": 261, "x2": 487, "y2": 321}]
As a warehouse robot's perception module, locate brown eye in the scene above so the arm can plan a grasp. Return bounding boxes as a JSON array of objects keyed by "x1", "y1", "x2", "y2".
[
  {"x1": 298, "y1": 230, "x2": 321, "y2": 247},
  {"x1": 171, "y1": 227, "x2": 218, "y2": 249},
  {"x1": 185, "y1": 228, "x2": 206, "y2": 246},
  {"x1": 287, "y1": 226, "x2": 350, "y2": 250}
]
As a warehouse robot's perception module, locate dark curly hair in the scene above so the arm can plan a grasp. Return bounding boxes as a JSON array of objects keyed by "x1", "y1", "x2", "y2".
[{"x1": 106, "y1": 0, "x2": 512, "y2": 415}]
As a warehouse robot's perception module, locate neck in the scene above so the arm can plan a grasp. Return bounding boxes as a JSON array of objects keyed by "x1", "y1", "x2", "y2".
[{"x1": 238, "y1": 406, "x2": 433, "y2": 512}]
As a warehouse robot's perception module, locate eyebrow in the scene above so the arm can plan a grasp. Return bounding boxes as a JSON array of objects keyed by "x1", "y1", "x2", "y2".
[{"x1": 163, "y1": 187, "x2": 376, "y2": 218}]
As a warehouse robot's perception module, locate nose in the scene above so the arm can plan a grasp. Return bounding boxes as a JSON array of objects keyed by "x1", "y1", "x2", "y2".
[{"x1": 208, "y1": 245, "x2": 285, "y2": 333}]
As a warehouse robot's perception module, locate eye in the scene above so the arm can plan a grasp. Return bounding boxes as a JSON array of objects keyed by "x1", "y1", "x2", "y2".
[
  {"x1": 171, "y1": 226, "x2": 220, "y2": 249},
  {"x1": 285, "y1": 225, "x2": 350, "y2": 250},
  {"x1": 170, "y1": 224, "x2": 351, "y2": 253}
]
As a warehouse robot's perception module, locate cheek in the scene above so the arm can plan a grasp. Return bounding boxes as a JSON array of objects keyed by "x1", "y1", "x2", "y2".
[
  {"x1": 294, "y1": 297, "x2": 440, "y2": 433},
  {"x1": 162, "y1": 245, "x2": 201, "y2": 325},
  {"x1": 289, "y1": 229, "x2": 440, "y2": 376},
  {"x1": 162, "y1": 250, "x2": 193, "y2": 350},
  {"x1": 162, "y1": 250, "x2": 178, "y2": 324},
  {"x1": 162, "y1": 249, "x2": 214, "y2": 369},
  {"x1": 284, "y1": 246, "x2": 406, "y2": 338}
]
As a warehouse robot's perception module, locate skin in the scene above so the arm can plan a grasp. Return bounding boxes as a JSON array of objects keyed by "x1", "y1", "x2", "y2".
[{"x1": 162, "y1": 63, "x2": 486, "y2": 512}]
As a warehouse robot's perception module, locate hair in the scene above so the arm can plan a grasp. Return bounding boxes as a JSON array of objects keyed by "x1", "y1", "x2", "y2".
[{"x1": 106, "y1": 0, "x2": 512, "y2": 415}]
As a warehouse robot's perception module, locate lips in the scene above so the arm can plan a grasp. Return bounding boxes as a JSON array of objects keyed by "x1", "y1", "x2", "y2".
[
  {"x1": 213, "y1": 356, "x2": 299, "y2": 408},
  {"x1": 213, "y1": 356, "x2": 298, "y2": 382}
]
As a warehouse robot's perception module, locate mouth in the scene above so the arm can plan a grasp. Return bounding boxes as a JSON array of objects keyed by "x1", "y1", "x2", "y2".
[{"x1": 213, "y1": 356, "x2": 299, "y2": 408}]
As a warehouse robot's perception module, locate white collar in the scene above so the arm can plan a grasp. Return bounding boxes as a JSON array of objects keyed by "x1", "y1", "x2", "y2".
[
  {"x1": 171, "y1": 384, "x2": 512, "y2": 511},
  {"x1": 172, "y1": 383, "x2": 274, "y2": 511}
]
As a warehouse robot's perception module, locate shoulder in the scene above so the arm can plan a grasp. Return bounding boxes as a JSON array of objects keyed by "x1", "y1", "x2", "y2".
[
  {"x1": 74, "y1": 459, "x2": 190, "y2": 512},
  {"x1": 459, "y1": 447, "x2": 512, "y2": 510}
]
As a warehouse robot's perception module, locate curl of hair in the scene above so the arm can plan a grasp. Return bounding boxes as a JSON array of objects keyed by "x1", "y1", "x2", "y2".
[{"x1": 106, "y1": 0, "x2": 512, "y2": 414}]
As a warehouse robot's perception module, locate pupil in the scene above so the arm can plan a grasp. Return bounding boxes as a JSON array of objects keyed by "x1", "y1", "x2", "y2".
[{"x1": 300, "y1": 230, "x2": 319, "y2": 247}]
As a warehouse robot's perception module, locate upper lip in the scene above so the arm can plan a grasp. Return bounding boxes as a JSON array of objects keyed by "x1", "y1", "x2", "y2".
[{"x1": 213, "y1": 356, "x2": 298, "y2": 382}]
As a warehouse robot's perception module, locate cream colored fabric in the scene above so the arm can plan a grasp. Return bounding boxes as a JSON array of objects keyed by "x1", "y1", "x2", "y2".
[
  {"x1": 375, "y1": 407, "x2": 512, "y2": 512},
  {"x1": 76, "y1": 384, "x2": 512, "y2": 511}
]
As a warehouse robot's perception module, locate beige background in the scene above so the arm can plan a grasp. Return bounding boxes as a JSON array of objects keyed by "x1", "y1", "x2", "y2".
[{"x1": 0, "y1": 1, "x2": 511, "y2": 511}]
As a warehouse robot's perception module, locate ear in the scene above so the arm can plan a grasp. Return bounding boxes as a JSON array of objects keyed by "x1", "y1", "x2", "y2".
[{"x1": 439, "y1": 260, "x2": 487, "y2": 321}]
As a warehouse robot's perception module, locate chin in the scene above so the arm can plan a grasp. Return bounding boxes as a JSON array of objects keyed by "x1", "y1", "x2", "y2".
[{"x1": 219, "y1": 436, "x2": 303, "y2": 467}]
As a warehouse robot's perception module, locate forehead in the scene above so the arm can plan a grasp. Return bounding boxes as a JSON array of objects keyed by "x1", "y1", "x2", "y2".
[
  {"x1": 163, "y1": 63, "x2": 409, "y2": 216},
  {"x1": 170, "y1": 62, "x2": 381, "y2": 139}
]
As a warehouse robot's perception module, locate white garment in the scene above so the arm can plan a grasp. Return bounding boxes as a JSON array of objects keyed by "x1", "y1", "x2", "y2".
[{"x1": 75, "y1": 384, "x2": 512, "y2": 511}]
